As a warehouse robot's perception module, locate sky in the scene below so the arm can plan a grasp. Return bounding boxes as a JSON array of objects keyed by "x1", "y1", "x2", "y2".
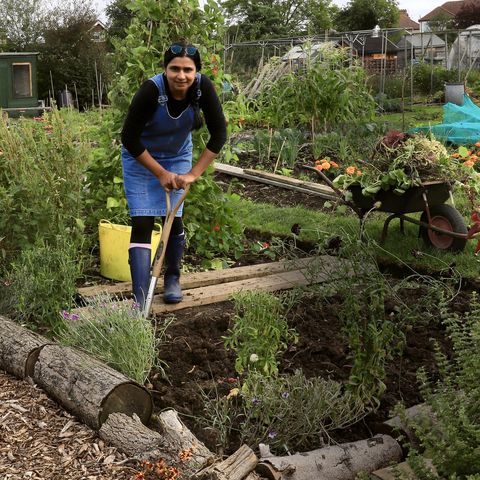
[{"x1": 95, "y1": 0, "x2": 442, "y2": 24}]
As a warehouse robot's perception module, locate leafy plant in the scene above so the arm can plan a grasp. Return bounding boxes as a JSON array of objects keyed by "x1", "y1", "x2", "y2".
[
  {"x1": 224, "y1": 291, "x2": 298, "y2": 376},
  {"x1": 58, "y1": 295, "x2": 168, "y2": 384},
  {"x1": 399, "y1": 292, "x2": 480, "y2": 478},
  {"x1": 200, "y1": 369, "x2": 366, "y2": 454},
  {"x1": 0, "y1": 109, "x2": 89, "y2": 263},
  {"x1": 256, "y1": 44, "x2": 376, "y2": 130},
  {"x1": 0, "y1": 236, "x2": 84, "y2": 331}
]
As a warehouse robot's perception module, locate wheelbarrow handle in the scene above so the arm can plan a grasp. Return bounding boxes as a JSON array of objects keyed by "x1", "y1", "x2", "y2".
[{"x1": 143, "y1": 185, "x2": 190, "y2": 317}]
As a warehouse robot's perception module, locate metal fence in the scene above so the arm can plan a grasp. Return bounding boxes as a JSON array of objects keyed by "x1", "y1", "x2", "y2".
[{"x1": 224, "y1": 27, "x2": 480, "y2": 102}]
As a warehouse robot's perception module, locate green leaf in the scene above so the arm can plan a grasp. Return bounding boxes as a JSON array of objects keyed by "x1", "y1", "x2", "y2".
[{"x1": 107, "y1": 197, "x2": 120, "y2": 209}]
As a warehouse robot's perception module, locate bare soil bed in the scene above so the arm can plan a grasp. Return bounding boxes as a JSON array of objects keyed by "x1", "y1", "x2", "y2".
[{"x1": 149, "y1": 172, "x2": 469, "y2": 456}]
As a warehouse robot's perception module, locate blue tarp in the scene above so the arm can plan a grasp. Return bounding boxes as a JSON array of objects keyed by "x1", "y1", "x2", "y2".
[{"x1": 409, "y1": 94, "x2": 480, "y2": 145}]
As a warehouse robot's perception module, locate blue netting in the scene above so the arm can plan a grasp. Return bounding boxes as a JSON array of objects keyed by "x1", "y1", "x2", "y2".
[{"x1": 409, "y1": 94, "x2": 480, "y2": 145}]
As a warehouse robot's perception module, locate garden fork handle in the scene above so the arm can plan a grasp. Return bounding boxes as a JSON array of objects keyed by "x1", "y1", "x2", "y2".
[{"x1": 143, "y1": 186, "x2": 190, "y2": 317}]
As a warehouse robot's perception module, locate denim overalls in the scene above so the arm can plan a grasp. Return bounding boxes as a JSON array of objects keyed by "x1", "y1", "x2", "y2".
[{"x1": 121, "y1": 72, "x2": 201, "y2": 217}]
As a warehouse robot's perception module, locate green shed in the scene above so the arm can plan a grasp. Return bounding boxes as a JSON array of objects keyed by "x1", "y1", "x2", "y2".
[{"x1": 0, "y1": 52, "x2": 40, "y2": 116}]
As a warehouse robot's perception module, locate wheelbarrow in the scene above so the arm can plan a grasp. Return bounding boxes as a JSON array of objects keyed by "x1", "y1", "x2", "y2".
[{"x1": 304, "y1": 165, "x2": 480, "y2": 253}]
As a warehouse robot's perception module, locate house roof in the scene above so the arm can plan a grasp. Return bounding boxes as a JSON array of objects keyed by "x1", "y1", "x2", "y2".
[
  {"x1": 398, "y1": 9, "x2": 420, "y2": 30},
  {"x1": 419, "y1": 1, "x2": 465, "y2": 22}
]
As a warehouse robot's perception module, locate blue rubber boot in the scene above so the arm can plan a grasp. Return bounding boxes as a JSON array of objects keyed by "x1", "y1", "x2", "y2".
[
  {"x1": 129, "y1": 246, "x2": 151, "y2": 309},
  {"x1": 163, "y1": 232, "x2": 185, "y2": 304}
]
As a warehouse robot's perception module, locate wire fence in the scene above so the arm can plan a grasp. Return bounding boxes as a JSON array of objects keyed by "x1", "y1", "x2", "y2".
[{"x1": 224, "y1": 27, "x2": 480, "y2": 103}]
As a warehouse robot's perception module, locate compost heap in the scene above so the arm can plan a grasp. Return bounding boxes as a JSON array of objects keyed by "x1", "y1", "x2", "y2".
[{"x1": 331, "y1": 131, "x2": 455, "y2": 198}]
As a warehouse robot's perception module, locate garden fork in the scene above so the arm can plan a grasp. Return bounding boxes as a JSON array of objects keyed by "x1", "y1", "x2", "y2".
[{"x1": 143, "y1": 185, "x2": 190, "y2": 317}]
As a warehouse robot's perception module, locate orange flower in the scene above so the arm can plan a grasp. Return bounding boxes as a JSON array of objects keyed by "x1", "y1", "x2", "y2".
[
  {"x1": 213, "y1": 225, "x2": 220, "y2": 232},
  {"x1": 356, "y1": 169, "x2": 363, "y2": 176},
  {"x1": 315, "y1": 164, "x2": 323, "y2": 171},
  {"x1": 471, "y1": 154, "x2": 478, "y2": 161},
  {"x1": 315, "y1": 159, "x2": 322, "y2": 165},
  {"x1": 452, "y1": 153, "x2": 460, "y2": 158},
  {"x1": 321, "y1": 161, "x2": 331, "y2": 170},
  {"x1": 346, "y1": 166, "x2": 356, "y2": 175},
  {"x1": 330, "y1": 161, "x2": 339, "y2": 168},
  {"x1": 212, "y1": 66, "x2": 218, "y2": 77},
  {"x1": 464, "y1": 160, "x2": 475, "y2": 167},
  {"x1": 476, "y1": 141, "x2": 480, "y2": 147}
]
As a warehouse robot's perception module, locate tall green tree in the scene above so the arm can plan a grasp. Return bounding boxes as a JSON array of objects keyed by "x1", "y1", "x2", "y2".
[
  {"x1": 334, "y1": 0, "x2": 399, "y2": 31},
  {"x1": 222, "y1": 0, "x2": 337, "y2": 41},
  {"x1": 455, "y1": 1, "x2": 480, "y2": 29},
  {"x1": 105, "y1": 0, "x2": 134, "y2": 42},
  {"x1": 0, "y1": 0, "x2": 48, "y2": 50}
]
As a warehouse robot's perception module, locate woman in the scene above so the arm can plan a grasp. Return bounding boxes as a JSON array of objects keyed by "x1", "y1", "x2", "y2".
[{"x1": 121, "y1": 42, "x2": 227, "y2": 307}]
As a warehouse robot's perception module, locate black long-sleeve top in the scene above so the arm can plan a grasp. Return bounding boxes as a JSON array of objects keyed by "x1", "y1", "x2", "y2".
[{"x1": 121, "y1": 73, "x2": 227, "y2": 157}]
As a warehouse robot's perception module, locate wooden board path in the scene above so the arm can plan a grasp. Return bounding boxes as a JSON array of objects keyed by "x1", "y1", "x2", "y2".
[
  {"x1": 76, "y1": 255, "x2": 349, "y2": 315},
  {"x1": 214, "y1": 162, "x2": 338, "y2": 201}
]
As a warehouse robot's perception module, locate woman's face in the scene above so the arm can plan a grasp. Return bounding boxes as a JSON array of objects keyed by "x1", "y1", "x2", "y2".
[{"x1": 165, "y1": 56, "x2": 197, "y2": 99}]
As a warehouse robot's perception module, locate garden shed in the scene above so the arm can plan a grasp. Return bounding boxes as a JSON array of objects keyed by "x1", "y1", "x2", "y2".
[{"x1": 0, "y1": 52, "x2": 39, "y2": 116}]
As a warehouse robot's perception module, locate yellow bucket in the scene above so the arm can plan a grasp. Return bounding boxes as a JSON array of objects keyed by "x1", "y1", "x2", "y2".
[{"x1": 98, "y1": 220, "x2": 162, "y2": 282}]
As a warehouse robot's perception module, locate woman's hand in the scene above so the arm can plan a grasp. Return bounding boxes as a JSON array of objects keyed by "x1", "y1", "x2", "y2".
[
  {"x1": 157, "y1": 170, "x2": 181, "y2": 191},
  {"x1": 175, "y1": 172, "x2": 197, "y2": 190}
]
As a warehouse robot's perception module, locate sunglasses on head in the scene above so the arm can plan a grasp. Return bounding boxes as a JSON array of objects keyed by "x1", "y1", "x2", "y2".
[{"x1": 169, "y1": 44, "x2": 198, "y2": 55}]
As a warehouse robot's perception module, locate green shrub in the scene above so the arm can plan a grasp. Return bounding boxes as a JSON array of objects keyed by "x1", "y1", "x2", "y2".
[
  {"x1": 58, "y1": 295, "x2": 167, "y2": 384},
  {"x1": 412, "y1": 63, "x2": 458, "y2": 95},
  {"x1": 200, "y1": 369, "x2": 366, "y2": 454},
  {"x1": 0, "y1": 109, "x2": 89, "y2": 263},
  {"x1": 0, "y1": 237, "x2": 84, "y2": 331},
  {"x1": 401, "y1": 292, "x2": 480, "y2": 478}
]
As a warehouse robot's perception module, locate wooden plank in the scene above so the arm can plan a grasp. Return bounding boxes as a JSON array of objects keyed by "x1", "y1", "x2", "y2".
[
  {"x1": 214, "y1": 163, "x2": 338, "y2": 201},
  {"x1": 78, "y1": 257, "x2": 316, "y2": 298},
  {"x1": 73, "y1": 256, "x2": 349, "y2": 316},
  {"x1": 150, "y1": 255, "x2": 347, "y2": 314}
]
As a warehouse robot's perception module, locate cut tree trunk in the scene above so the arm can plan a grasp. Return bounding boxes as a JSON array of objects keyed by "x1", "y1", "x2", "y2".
[
  {"x1": 194, "y1": 444, "x2": 258, "y2": 480},
  {"x1": 256, "y1": 435, "x2": 403, "y2": 480},
  {"x1": 99, "y1": 411, "x2": 213, "y2": 477},
  {"x1": 0, "y1": 315, "x2": 51, "y2": 378},
  {"x1": 33, "y1": 344, "x2": 152, "y2": 430}
]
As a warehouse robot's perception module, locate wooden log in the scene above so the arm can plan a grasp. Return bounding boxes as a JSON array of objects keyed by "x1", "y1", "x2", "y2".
[
  {"x1": 0, "y1": 315, "x2": 52, "y2": 378},
  {"x1": 257, "y1": 435, "x2": 403, "y2": 480},
  {"x1": 33, "y1": 344, "x2": 152, "y2": 430},
  {"x1": 384, "y1": 403, "x2": 434, "y2": 447},
  {"x1": 194, "y1": 444, "x2": 258, "y2": 480},
  {"x1": 99, "y1": 410, "x2": 213, "y2": 477}
]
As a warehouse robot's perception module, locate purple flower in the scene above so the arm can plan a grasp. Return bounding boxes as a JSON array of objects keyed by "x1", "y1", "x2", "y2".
[
  {"x1": 62, "y1": 310, "x2": 70, "y2": 319},
  {"x1": 131, "y1": 302, "x2": 141, "y2": 310},
  {"x1": 267, "y1": 431, "x2": 277, "y2": 439},
  {"x1": 281, "y1": 391, "x2": 289, "y2": 399},
  {"x1": 70, "y1": 313, "x2": 80, "y2": 321},
  {"x1": 252, "y1": 397, "x2": 260, "y2": 406}
]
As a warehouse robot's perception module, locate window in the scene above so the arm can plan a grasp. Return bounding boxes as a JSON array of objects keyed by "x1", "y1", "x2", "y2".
[{"x1": 12, "y1": 63, "x2": 32, "y2": 98}]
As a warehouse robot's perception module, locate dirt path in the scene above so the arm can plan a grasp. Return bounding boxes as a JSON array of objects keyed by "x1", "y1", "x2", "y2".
[{"x1": 0, "y1": 371, "x2": 137, "y2": 480}]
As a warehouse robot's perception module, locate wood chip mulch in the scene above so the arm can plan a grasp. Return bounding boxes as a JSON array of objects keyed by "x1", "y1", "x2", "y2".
[{"x1": 0, "y1": 371, "x2": 139, "y2": 480}]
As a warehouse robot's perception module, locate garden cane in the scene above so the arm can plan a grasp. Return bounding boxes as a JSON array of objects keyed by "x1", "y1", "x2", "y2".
[{"x1": 143, "y1": 186, "x2": 190, "y2": 317}]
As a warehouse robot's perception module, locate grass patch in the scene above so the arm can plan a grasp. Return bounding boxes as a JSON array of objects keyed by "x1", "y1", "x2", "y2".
[
  {"x1": 231, "y1": 196, "x2": 480, "y2": 280},
  {"x1": 377, "y1": 104, "x2": 444, "y2": 132}
]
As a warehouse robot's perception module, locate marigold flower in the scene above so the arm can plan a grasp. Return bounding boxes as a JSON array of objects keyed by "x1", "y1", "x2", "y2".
[
  {"x1": 346, "y1": 166, "x2": 356, "y2": 175},
  {"x1": 452, "y1": 153, "x2": 460, "y2": 158},
  {"x1": 321, "y1": 162, "x2": 331, "y2": 170},
  {"x1": 227, "y1": 387, "x2": 240, "y2": 399},
  {"x1": 476, "y1": 141, "x2": 480, "y2": 147},
  {"x1": 315, "y1": 159, "x2": 322, "y2": 165},
  {"x1": 464, "y1": 160, "x2": 475, "y2": 167},
  {"x1": 314, "y1": 164, "x2": 323, "y2": 171},
  {"x1": 330, "y1": 161, "x2": 339, "y2": 168}
]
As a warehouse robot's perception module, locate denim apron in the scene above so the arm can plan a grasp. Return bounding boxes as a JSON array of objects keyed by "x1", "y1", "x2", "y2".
[{"x1": 121, "y1": 73, "x2": 201, "y2": 217}]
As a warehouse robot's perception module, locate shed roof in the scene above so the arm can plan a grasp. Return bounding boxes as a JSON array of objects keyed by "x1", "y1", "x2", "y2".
[
  {"x1": 0, "y1": 52, "x2": 39, "y2": 57},
  {"x1": 397, "y1": 33, "x2": 446, "y2": 48}
]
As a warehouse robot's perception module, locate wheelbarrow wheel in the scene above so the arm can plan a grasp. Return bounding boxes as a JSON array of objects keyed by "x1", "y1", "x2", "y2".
[{"x1": 419, "y1": 204, "x2": 467, "y2": 252}]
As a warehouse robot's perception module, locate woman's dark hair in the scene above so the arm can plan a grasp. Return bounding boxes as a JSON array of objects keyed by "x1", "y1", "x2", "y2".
[{"x1": 163, "y1": 41, "x2": 202, "y2": 71}]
